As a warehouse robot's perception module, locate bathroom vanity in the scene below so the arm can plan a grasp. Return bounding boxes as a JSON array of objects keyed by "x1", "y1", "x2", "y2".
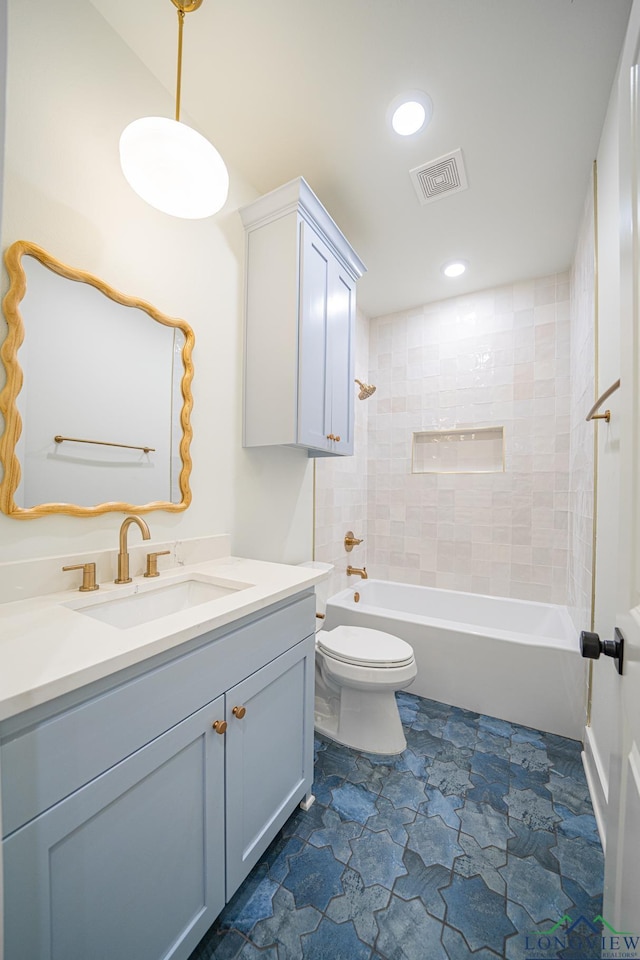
[{"x1": 0, "y1": 554, "x2": 321, "y2": 960}]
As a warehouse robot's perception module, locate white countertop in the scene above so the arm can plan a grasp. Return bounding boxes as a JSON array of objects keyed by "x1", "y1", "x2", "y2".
[{"x1": 0, "y1": 556, "x2": 326, "y2": 722}]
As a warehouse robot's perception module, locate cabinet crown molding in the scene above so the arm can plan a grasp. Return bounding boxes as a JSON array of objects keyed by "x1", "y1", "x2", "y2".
[{"x1": 239, "y1": 176, "x2": 367, "y2": 282}]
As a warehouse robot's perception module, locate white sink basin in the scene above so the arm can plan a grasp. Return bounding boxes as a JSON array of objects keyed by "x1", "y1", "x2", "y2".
[{"x1": 66, "y1": 577, "x2": 251, "y2": 630}]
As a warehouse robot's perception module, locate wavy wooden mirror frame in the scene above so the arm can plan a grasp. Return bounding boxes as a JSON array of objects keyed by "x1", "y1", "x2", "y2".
[{"x1": 0, "y1": 240, "x2": 195, "y2": 518}]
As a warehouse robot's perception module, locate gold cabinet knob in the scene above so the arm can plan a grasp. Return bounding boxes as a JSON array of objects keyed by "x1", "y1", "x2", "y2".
[
  {"x1": 334, "y1": 436, "x2": 341, "y2": 442},
  {"x1": 326, "y1": 433, "x2": 335, "y2": 441},
  {"x1": 232, "y1": 705, "x2": 246, "y2": 719},
  {"x1": 212, "y1": 720, "x2": 227, "y2": 734}
]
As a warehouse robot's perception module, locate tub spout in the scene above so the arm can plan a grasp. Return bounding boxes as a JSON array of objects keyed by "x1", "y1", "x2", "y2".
[{"x1": 347, "y1": 565, "x2": 368, "y2": 580}]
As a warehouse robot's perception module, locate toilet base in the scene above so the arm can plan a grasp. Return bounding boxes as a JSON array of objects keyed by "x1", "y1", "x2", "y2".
[{"x1": 315, "y1": 685, "x2": 408, "y2": 755}]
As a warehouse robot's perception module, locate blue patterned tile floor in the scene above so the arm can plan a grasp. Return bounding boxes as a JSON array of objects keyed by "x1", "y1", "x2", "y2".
[{"x1": 188, "y1": 693, "x2": 604, "y2": 960}]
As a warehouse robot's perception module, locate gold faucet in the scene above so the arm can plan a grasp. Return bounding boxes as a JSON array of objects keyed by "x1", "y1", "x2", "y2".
[
  {"x1": 116, "y1": 515, "x2": 151, "y2": 584},
  {"x1": 347, "y1": 565, "x2": 368, "y2": 580}
]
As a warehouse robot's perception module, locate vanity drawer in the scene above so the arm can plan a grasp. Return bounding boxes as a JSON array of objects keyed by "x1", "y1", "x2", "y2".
[{"x1": 1, "y1": 593, "x2": 315, "y2": 836}]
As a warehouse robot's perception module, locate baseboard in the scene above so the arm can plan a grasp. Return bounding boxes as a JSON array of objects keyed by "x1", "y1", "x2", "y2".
[{"x1": 582, "y1": 724, "x2": 608, "y2": 852}]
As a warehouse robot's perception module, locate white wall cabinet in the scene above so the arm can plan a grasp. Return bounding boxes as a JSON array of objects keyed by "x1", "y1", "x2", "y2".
[
  {"x1": 241, "y1": 177, "x2": 366, "y2": 457},
  {"x1": 1, "y1": 593, "x2": 316, "y2": 960}
]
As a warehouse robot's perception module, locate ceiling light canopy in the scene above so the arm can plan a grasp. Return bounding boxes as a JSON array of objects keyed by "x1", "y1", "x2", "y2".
[
  {"x1": 119, "y1": 0, "x2": 229, "y2": 220},
  {"x1": 388, "y1": 91, "x2": 433, "y2": 137},
  {"x1": 441, "y1": 260, "x2": 468, "y2": 278}
]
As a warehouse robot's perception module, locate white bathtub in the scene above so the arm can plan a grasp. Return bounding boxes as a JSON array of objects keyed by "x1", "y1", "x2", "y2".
[{"x1": 324, "y1": 579, "x2": 585, "y2": 740}]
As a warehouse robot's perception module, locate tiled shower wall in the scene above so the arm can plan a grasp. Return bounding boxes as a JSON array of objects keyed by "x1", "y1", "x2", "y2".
[
  {"x1": 567, "y1": 186, "x2": 595, "y2": 630},
  {"x1": 316, "y1": 276, "x2": 573, "y2": 605},
  {"x1": 365, "y1": 276, "x2": 571, "y2": 603}
]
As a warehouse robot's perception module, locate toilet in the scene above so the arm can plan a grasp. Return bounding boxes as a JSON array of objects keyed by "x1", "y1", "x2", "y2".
[{"x1": 305, "y1": 563, "x2": 417, "y2": 755}]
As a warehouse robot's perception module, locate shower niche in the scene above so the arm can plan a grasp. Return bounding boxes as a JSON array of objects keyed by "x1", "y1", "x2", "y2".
[{"x1": 412, "y1": 426, "x2": 505, "y2": 474}]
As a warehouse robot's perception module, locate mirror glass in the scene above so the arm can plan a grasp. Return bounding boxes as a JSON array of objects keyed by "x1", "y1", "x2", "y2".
[{"x1": 0, "y1": 241, "x2": 194, "y2": 518}]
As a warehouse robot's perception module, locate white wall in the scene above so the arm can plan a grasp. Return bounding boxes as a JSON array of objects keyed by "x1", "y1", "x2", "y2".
[
  {"x1": 0, "y1": 0, "x2": 313, "y2": 565},
  {"x1": 0, "y1": 0, "x2": 7, "y2": 952}
]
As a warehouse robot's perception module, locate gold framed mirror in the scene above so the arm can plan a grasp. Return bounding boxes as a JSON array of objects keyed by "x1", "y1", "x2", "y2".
[{"x1": 0, "y1": 241, "x2": 195, "y2": 518}]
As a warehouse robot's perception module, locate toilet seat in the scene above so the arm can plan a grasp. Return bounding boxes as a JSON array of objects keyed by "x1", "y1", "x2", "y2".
[{"x1": 317, "y1": 625, "x2": 415, "y2": 668}]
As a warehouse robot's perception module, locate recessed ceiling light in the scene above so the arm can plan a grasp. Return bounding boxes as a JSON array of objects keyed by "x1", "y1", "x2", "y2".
[
  {"x1": 388, "y1": 91, "x2": 433, "y2": 137},
  {"x1": 441, "y1": 260, "x2": 468, "y2": 278}
]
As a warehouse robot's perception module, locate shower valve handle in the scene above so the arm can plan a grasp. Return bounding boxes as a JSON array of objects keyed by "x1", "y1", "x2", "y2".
[
  {"x1": 344, "y1": 531, "x2": 364, "y2": 551},
  {"x1": 579, "y1": 629, "x2": 624, "y2": 675}
]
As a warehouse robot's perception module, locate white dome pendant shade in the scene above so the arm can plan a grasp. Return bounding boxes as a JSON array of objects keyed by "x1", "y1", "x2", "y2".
[
  {"x1": 120, "y1": 0, "x2": 228, "y2": 220},
  {"x1": 120, "y1": 117, "x2": 229, "y2": 219}
]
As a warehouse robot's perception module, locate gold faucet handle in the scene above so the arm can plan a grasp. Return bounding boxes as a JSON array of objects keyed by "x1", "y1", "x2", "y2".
[
  {"x1": 62, "y1": 562, "x2": 99, "y2": 592},
  {"x1": 344, "y1": 531, "x2": 364, "y2": 551},
  {"x1": 144, "y1": 550, "x2": 171, "y2": 578}
]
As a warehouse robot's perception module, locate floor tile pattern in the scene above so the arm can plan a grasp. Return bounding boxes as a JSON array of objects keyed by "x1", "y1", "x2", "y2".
[{"x1": 188, "y1": 693, "x2": 604, "y2": 960}]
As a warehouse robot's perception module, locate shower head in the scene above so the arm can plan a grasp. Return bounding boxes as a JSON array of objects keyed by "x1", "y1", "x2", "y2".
[{"x1": 355, "y1": 379, "x2": 376, "y2": 400}]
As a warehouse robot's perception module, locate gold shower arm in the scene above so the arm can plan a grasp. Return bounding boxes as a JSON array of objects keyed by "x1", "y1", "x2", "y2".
[{"x1": 585, "y1": 378, "x2": 620, "y2": 423}]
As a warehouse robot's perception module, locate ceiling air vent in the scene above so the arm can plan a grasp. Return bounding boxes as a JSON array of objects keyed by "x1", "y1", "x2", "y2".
[{"x1": 409, "y1": 148, "x2": 468, "y2": 205}]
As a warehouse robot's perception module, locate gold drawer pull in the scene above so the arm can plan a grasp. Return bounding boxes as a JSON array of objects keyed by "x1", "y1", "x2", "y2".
[
  {"x1": 232, "y1": 705, "x2": 246, "y2": 719},
  {"x1": 212, "y1": 720, "x2": 227, "y2": 734},
  {"x1": 334, "y1": 435, "x2": 341, "y2": 442},
  {"x1": 326, "y1": 433, "x2": 335, "y2": 441}
]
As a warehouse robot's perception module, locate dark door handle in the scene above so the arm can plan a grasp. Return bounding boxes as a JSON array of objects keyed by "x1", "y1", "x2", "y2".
[{"x1": 580, "y1": 628, "x2": 624, "y2": 675}]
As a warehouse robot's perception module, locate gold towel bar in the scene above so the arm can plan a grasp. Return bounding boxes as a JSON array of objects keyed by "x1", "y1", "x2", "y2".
[
  {"x1": 585, "y1": 378, "x2": 621, "y2": 423},
  {"x1": 54, "y1": 435, "x2": 155, "y2": 453}
]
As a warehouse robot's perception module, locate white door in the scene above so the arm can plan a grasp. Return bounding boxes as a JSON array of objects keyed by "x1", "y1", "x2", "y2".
[{"x1": 606, "y1": 0, "x2": 640, "y2": 929}]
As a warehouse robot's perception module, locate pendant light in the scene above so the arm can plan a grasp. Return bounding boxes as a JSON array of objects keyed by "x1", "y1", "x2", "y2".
[{"x1": 119, "y1": 0, "x2": 229, "y2": 219}]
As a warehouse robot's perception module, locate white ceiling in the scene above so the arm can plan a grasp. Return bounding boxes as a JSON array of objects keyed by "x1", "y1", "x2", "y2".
[{"x1": 92, "y1": 0, "x2": 632, "y2": 319}]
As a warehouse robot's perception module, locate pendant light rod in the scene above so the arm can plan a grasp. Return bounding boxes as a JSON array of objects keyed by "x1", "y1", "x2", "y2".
[
  {"x1": 175, "y1": 9, "x2": 184, "y2": 121},
  {"x1": 171, "y1": 0, "x2": 204, "y2": 123},
  {"x1": 120, "y1": 0, "x2": 229, "y2": 220}
]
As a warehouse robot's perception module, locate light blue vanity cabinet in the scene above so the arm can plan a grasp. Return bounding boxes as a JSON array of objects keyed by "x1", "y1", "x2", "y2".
[
  {"x1": 240, "y1": 176, "x2": 366, "y2": 457},
  {"x1": 1, "y1": 592, "x2": 316, "y2": 960},
  {"x1": 4, "y1": 696, "x2": 227, "y2": 960},
  {"x1": 225, "y1": 638, "x2": 314, "y2": 893}
]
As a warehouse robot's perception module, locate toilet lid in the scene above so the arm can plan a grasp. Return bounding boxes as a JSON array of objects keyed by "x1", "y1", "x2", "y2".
[{"x1": 318, "y1": 625, "x2": 415, "y2": 667}]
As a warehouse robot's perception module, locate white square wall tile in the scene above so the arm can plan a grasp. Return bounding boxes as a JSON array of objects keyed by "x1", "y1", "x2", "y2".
[{"x1": 315, "y1": 268, "x2": 581, "y2": 607}]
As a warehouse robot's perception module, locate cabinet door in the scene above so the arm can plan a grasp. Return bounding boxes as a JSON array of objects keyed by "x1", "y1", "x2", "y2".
[
  {"x1": 225, "y1": 637, "x2": 315, "y2": 896},
  {"x1": 326, "y1": 260, "x2": 355, "y2": 455},
  {"x1": 298, "y1": 221, "x2": 331, "y2": 451},
  {"x1": 3, "y1": 697, "x2": 226, "y2": 960}
]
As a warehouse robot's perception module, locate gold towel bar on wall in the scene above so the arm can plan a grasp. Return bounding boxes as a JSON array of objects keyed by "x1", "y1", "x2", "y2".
[
  {"x1": 54, "y1": 435, "x2": 156, "y2": 453},
  {"x1": 585, "y1": 379, "x2": 621, "y2": 423}
]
